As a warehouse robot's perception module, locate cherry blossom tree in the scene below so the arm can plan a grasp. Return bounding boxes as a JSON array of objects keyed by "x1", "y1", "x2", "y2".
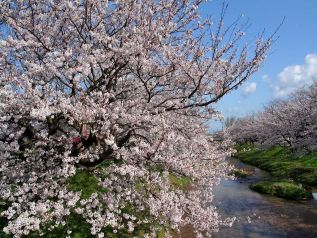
[
  {"x1": 226, "y1": 115, "x2": 258, "y2": 144},
  {"x1": 228, "y1": 81, "x2": 317, "y2": 151},
  {"x1": 288, "y1": 82, "x2": 317, "y2": 150},
  {"x1": 0, "y1": 0, "x2": 271, "y2": 237}
]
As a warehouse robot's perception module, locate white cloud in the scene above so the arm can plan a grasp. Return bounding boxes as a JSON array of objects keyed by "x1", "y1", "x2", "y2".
[
  {"x1": 274, "y1": 54, "x2": 317, "y2": 97},
  {"x1": 262, "y1": 74, "x2": 270, "y2": 83},
  {"x1": 243, "y1": 82, "x2": 257, "y2": 96}
]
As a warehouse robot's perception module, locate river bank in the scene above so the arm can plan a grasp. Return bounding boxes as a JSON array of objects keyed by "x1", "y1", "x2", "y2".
[{"x1": 234, "y1": 144, "x2": 317, "y2": 199}]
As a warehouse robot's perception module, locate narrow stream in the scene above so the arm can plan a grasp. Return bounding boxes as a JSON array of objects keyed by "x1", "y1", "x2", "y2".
[{"x1": 210, "y1": 158, "x2": 317, "y2": 238}]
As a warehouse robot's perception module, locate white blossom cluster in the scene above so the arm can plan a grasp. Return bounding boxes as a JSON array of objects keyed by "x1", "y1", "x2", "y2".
[{"x1": 0, "y1": 0, "x2": 270, "y2": 237}]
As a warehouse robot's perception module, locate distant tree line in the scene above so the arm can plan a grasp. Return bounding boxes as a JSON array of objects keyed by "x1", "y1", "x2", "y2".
[{"x1": 228, "y1": 80, "x2": 317, "y2": 151}]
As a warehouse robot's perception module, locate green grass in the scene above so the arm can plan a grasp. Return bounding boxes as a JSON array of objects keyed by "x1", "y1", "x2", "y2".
[
  {"x1": 250, "y1": 180, "x2": 313, "y2": 200},
  {"x1": 228, "y1": 169, "x2": 252, "y2": 178},
  {"x1": 168, "y1": 173, "x2": 192, "y2": 191},
  {"x1": 234, "y1": 142, "x2": 255, "y2": 152},
  {"x1": 235, "y1": 145, "x2": 317, "y2": 186},
  {"x1": 67, "y1": 169, "x2": 108, "y2": 199}
]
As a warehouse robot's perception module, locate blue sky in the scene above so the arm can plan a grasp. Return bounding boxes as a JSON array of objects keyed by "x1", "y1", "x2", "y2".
[{"x1": 201, "y1": 0, "x2": 317, "y2": 121}]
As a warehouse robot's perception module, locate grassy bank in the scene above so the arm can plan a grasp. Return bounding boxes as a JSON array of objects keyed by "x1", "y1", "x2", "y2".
[
  {"x1": 250, "y1": 180, "x2": 313, "y2": 200},
  {"x1": 234, "y1": 144, "x2": 317, "y2": 199},
  {"x1": 229, "y1": 168, "x2": 254, "y2": 178},
  {"x1": 235, "y1": 145, "x2": 317, "y2": 186}
]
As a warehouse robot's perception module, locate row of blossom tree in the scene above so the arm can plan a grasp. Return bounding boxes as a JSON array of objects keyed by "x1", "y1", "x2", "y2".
[
  {"x1": 228, "y1": 81, "x2": 317, "y2": 151},
  {"x1": 0, "y1": 0, "x2": 271, "y2": 237}
]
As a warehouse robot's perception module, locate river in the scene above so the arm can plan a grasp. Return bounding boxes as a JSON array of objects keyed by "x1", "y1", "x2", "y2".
[
  {"x1": 181, "y1": 158, "x2": 317, "y2": 238},
  {"x1": 211, "y1": 158, "x2": 317, "y2": 238}
]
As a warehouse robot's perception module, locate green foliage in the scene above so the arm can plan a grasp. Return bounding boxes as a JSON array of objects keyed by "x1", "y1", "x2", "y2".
[
  {"x1": 157, "y1": 228, "x2": 166, "y2": 238},
  {"x1": 168, "y1": 173, "x2": 191, "y2": 191},
  {"x1": 250, "y1": 180, "x2": 313, "y2": 200},
  {"x1": 235, "y1": 146, "x2": 317, "y2": 186},
  {"x1": 67, "y1": 169, "x2": 107, "y2": 199}
]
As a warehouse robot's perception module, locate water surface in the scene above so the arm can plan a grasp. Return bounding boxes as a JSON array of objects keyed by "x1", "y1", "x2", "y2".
[{"x1": 211, "y1": 158, "x2": 317, "y2": 238}]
